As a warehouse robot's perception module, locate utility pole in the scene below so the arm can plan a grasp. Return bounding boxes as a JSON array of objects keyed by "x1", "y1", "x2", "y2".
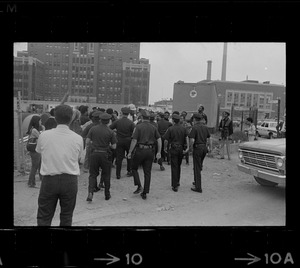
[
  {"x1": 277, "y1": 98, "x2": 281, "y2": 137},
  {"x1": 17, "y1": 91, "x2": 25, "y2": 175}
]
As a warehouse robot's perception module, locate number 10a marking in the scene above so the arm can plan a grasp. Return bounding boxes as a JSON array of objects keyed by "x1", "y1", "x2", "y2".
[{"x1": 125, "y1": 253, "x2": 143, "y2": 265}]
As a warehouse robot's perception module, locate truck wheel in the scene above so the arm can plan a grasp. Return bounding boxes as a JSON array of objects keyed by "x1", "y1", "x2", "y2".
[{"x1": 254, "y1": 177, "x2": 278, "y2": 187}]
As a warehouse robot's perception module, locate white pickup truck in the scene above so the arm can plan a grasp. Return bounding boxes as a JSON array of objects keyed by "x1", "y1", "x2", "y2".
[
  {"x1": 237, "y1": 138, "x2": 286, "y2": 186},
  {"x1": 256, "y1": 120, "x2": 280, "y2": 139}
]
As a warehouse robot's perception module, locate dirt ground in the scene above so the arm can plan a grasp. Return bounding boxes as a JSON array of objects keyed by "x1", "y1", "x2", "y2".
[{"x1": 14, "y1": 151, "x2": 285, "y2": 227}]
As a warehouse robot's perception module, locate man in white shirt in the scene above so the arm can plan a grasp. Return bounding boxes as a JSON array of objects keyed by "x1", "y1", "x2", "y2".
[{"x1": 36, "y1": 104, "x2": 83, "y2": 226}]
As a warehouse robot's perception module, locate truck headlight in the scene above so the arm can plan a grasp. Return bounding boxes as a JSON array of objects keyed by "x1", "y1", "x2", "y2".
[
  {"x1": 238, "y1": 150, "x2": 243, "y2": 160},
  {"x1": 276, "y1": 156, "x2": 285, "y2": 169}
]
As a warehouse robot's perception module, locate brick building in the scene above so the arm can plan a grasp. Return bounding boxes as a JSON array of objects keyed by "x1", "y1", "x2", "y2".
[
  {"x1": 122, "y1": 58, "x2": 150, "y2": 106},
  {"x1": 14, "y1": 53, "x2": 45, "y2": 100},
  {"x1": 26, "y1": 42, "x2": 150, "y2": 105}
]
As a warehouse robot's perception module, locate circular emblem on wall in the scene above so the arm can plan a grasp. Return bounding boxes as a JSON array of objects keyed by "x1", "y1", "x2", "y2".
[{"x1": 190, "y1": 89, "x2": 197, "y2": 98}]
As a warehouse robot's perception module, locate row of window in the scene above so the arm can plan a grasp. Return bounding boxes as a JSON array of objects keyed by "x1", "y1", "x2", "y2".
[
  {"x1": 47, "y1": 69, "x2": 68, "y2": 74},
  {"x1": 45, "y1": 44, "x2": 70, "y2": 49},
  {"x1": 72, "y1": 56, "x2": 95, "y2": 64},
  {"x1": 99, "y1": 79, "x2": 121, "y2": 83},
  {"x1": 99, "y1": 72, "x2": 122, "y2": 77},
  {"x1": 99, "y1": 87, "x2": 122, "y2": 92},
  {"x1": 226, "y1": 90, "x2": 273, "y2": 110},
  {"x1": 72, "y1": 66, "x2": 94, "y2": 71},
  {"x1": 72, "y1": 88, "x2": 94, "y2": 94}
]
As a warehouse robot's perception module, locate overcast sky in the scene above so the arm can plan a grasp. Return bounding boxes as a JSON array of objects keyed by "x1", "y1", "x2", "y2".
[{"x1": 14, "y1": 42, "x2": 285, "y2": 104}]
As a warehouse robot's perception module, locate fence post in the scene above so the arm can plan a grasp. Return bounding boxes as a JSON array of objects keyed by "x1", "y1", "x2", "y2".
[
  {"x1": 14, "y1": 97, "x2": 21, "y2": 171},
  {"x1": 17, "y1": 92, "x2": 26, "y2": 174}
]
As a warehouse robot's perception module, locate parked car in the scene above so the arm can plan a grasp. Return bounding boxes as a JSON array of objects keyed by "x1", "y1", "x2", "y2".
[
  {"x1": 237, "y1": 138, "x2": 286, "y2": 187},
  {"x1": 256, "y1": 120, "x2": 279, "y2": 139}
]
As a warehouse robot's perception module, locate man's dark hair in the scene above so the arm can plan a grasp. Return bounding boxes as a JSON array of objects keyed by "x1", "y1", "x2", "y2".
[
  {"x1": 99, "y1": 108, "x2": 106, "y2": 112},
  {"x1": 49, "y1": 108, "x2": 55, "y2": 116},
  {"x1": 106, "y1": 108, "x2": 113, "y2": 115},
  {"x1": 173, "y1": 118, "x2": 180, "y2": 124},
  {"x1": 172, "y1": 111, "x2": 180, "y2": 115},
  {"x1": 246, "y1": 117, "x2": 253, "y2": 123},
  {"x1": 79, "y1": 105, "x2": 88, "y2": 115},
  {"x1": 88, "y1": 111, "x2": 94, "y2": 120},
  {"x1": 54, "y1": 105, "x2": 73, "y2": 125},
  {"x1": 44, "y1": 117, "x2": 57, "y2": 130}
]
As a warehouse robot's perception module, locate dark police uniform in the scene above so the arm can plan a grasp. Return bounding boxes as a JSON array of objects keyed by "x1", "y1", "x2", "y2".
[
  {"x1": 130, "y1": 109, "x2": 161, "y2": 199},
  {"x1": 180, "y1": 117, "x2": 192, "y2": 165},
  {"x1": 81, "y1": 111, "x2": 101, "y2": 171},
  {"x1": 163, "y1": 114, "x2": 188, "y2": 191},
  {"x1": 188, "y1": 113, "x2": 211, "y2": 192},
  {"x1": 157, "y1": 113, "x2": 172, "y2": 163},
  {"x1": 86, "y1": 112, "x2": 117, "y2": 201},
  {"x1": 110, "y1": 107, "x2": 135, "y2": 179},
  {"x1": 149, "y1": 113, "x2": 165, "y2": 170}
]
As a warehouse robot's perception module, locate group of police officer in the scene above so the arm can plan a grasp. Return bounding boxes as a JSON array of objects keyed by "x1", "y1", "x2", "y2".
[{"x1": 84, "y1": 104, "x2": 211, "y2": 202}]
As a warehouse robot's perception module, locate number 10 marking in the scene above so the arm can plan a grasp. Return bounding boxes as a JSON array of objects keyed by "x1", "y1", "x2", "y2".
[{"x1": 126, "y1": 253, "x2": 143, "y2": 265}]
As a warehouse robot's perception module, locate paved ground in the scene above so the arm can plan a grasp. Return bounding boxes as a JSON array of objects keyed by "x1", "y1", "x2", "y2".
[{"x1": 14, "y1": 152, "x2": 285, "y2": 227}]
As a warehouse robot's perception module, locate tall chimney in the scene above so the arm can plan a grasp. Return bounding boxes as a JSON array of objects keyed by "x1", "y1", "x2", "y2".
[
  {"x1": 206, "y1": 60, "x2": 212, "y2": 80},
  {"x1": 221, "y1": 42, "x2": 227, "y2": 81}
]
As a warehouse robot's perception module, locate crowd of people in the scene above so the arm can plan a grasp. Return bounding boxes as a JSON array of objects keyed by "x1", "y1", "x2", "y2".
[{"x1": 25, "y1": 103, "x2": 256, "y2": 226}]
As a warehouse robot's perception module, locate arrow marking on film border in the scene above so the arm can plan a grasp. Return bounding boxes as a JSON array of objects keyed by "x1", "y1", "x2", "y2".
[
  {"x1": 235, "y1": 253, "x2": 261, "y2": 265},
  {"x1": 94, "y1": 253, "x2": 120, "y2": 265}
]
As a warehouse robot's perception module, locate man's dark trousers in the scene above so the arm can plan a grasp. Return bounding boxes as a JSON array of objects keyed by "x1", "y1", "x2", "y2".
[
  {"x1": 89, "y1": 152, "x2": 112, "y2": 197},
  {"x1": 131, "y1": 148, "x2": 154, "y2": 193},
  {"x1": 192, "y1": 144, "x2": 208, "y2": 190},
  {"x1": 115, "y1": 138, "x2": 132, "y2": 177},
  {"x1": 170, "y1": 146, "x2": 183, "y2": 188},
  {"x1": 37, "y1": 174, "x2": 78, "y2": 226}
]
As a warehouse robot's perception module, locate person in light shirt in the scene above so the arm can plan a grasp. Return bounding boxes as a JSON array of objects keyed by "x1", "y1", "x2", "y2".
[
  {"x1": 245, "y1": 117, "x2": 256, "y2": 141},
  {"x1": 36, "y1": 104, "x2": 84, "y2": 226}
]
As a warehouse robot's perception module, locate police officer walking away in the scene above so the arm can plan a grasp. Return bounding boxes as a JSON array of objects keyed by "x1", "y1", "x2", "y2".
[
  {"x1": 86, "y1": 112, "x2": 117, "y2": 202},
  {"x1": 157, "y1": 111, "x2": 172, "y2": 165},
  {"x1": 127, "y1": 109, "x2": 162, "y2": 200},
  {"x1": 150, "y1": 112, "x2": 165, "y2": 171},
  {"x1": 163, "y1": 113, "x2": 189, "y2": 192},
  {"x1": 109, "y1": 107, "x2": 135, "y2": 179},
  {"x1": 189, "y1": 113, "x2": 211, "y2": 193}
]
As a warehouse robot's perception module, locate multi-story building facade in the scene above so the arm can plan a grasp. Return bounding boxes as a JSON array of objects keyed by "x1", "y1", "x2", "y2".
[
  {"x1": 97, "y1": 43, "x2": 140, "y2": 104},
  {"x1": 14, "y1": 53, "x2": 45, "y2": 100},
  {"x1": 122, "y1": 58, "x2": 150, "y2": 106},
  {"x1": 69, "y1": 42, "x2": 99, "y2": 103},
  {"x1": 26, "y1": 42, "x2": 149, "y2": 105},
  {"x1": 28, "y1": 43, "x2": 71, "y2": 101}
]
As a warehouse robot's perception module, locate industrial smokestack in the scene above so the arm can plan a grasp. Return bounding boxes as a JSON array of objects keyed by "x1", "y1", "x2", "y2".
[
  {"x1": 221, "y1": 43, "x2": 227, "y2": 81},
  {"x1": 206, "y1": 60, "x2": 212, "y2": 80}
]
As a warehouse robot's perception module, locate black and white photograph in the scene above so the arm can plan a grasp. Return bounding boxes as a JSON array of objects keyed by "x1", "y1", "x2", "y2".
[{"x1": 13, "y1": 42, "x2": 286, "y2": 227}]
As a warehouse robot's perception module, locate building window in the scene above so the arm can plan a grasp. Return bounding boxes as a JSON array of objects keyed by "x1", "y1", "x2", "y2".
[
  {"x1": 89, "y1": 43, "x2": 94, "y2": 52},
  {"x1": 74, "y1": 43, "x2": 79, "y2": 51},
  {"x1": 226, "y1": 91, "x2": 233, "y2": 103}
]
